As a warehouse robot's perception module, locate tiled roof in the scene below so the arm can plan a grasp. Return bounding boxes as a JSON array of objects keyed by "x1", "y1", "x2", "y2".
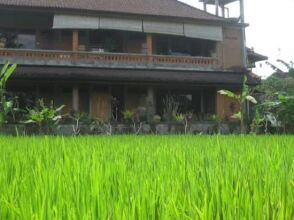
[{"x1": 0, "y1": 0, "x2": 224, "y2": 22}]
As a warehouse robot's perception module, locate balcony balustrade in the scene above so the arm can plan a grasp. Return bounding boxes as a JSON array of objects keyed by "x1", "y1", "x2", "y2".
[{"x1": 0, "y1": 48, "x2": 219, "y2": 70}]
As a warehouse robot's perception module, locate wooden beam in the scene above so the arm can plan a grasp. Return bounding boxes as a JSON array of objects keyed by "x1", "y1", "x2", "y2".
[
  {"x1": 72, "y1": 30, "x2": 79, "y2": 51},
  {"x1": 72, "y1": 85, "x2": 79, "y2": 112}
]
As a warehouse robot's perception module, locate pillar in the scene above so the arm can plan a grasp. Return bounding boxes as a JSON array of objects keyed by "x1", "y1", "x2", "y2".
[
  {"x1": 215, "y1": 0, "x2": 219, "y2": 16},
  {"x1": 146, "y1": 33, "x2": 153, "y2": 64},
  {"x1": 221, "y1": 6, "x2": 225, "y2": 18},
  {"x1": 146, "y1": 87, "x2": 156, "y2": 122},
  {"x1": 89, "y1": 86, "x2": 93, "y2": 117},
  {"x1": 203, "y1": 3, "x2": 207, "y2": 12},
  {"x1": 239, "y1": 0, "x2": 248, "y2": 68},
  {"x1": 72, "y1": 30, "x2": 79, "y2": 51},
  {"x1": 72, "y1": 85, "x2": 79, "y2": 113},
  {"x1": 200, "y1": 89, "x2": 205, "y2": 114},
  {"x1": 35, "y1": 30, "x2": 42, "y2": 49},
  {"x1": 216, "y1": 92, "x2": 225, "y2": 119}
]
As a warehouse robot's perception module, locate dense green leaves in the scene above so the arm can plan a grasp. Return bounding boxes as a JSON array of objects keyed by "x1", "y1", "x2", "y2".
[
  {"x1": 255, "y1": 66, "x2": 294, "y2": 132},
  {"x1": 0, "y1": 63, "x2": 17, "y2": 90},
  {"x1": 0, "y1": 63, "x2": 17, "y2": 126},
  {"x1": 24, "y1": 99, "x2": 65, "y2": 133},
  {"x1": 0, "y1": 136, "x2": 293, "y2": 219}
]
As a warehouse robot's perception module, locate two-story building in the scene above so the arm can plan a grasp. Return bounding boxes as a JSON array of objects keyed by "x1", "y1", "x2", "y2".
[{"x1": 0, "y1": 0, "x2": 259, "y2": 122}]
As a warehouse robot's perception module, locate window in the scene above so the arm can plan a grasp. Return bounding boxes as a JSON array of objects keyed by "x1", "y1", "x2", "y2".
[
  {"x1": 17, "y1": 34, "x2": 36, "y2": 49},
  {"x1": 156, "y1": 88, "x2": 216, "y2": 121},
  {"x1": 154, "y1": 34, "x2": 216, "y2": 57},
  {"x1": 0, "y1": 30, "x2": 36, "y2": 49}
]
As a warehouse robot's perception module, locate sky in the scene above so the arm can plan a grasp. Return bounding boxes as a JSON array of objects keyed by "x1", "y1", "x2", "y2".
[{"x1": 180, "y1": 0, "x2": 294, "y2": 78}]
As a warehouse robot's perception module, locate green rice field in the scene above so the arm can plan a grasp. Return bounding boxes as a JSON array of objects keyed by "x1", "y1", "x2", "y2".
[{"x1": 0, "y1": 136, "x2": 293, "y2": 219}]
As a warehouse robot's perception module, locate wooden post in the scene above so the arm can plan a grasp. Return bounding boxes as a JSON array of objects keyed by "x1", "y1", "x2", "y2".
[
  {"x1": 72, "y1": 30, "x2": 79, "y2": 51},
  {"x1": 216, "y1": 91, "x2": 225, "y2": 119},
  {"x1": 146, "y1": 33, "x2": 153, "y2": 64},
  {"x1": 72, "y1": 85, "x2": 79, "y2": 113}
]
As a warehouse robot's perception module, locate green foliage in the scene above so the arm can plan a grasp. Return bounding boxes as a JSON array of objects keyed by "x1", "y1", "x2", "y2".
[
  {"x1": 24, "y1": 99, "x2": 65, "y2": 134},
  {"x1": 218, "y1": 76, "x2": 257, "y2": 133},
  {"x1": 122, "y1": 110, "x2": 135, "y2": 122},
  {"x1": 255, "y1": 63, "x2": 294, "y2": 133},
  {"x1": 0, "y1": 136, "x2": 293, "y2": 219},
  {"x1": 163, "y1": 95, "x2": 179, "y2": 122},
  {"x1": 0, "y1": 63, "x2": 17, "y2": 90},
  {"x1": 0, "y1": 63, "x2": 17, "y2": 126},
  {"x1": 175, "y1": 113, "x2": 185, "y2": 122}
]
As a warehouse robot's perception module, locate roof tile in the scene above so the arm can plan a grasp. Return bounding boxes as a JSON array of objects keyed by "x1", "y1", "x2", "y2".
[{"x1": 0, "y1": 0, "x2": 223, "y2": 21}]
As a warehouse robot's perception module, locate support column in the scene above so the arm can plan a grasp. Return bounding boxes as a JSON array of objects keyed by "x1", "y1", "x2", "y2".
[
  {"x1": 72, "y1": 85, "x2": 79, "y2": 113},
  {"x1": 35, "y1": 85, "x2": 40, "y2": 100},
  {"x1": 239, "y1": 0, "x2": 248, "y2": 68},
  {"x1": 203, "y1": 3, "x2": 207, "y2": 12},
  {"x1": 221, "y1": 6, "x2": 225, "y2": 18},
  {"x1": 216, "y1": 91, "x2": 225, "y2": 120},
  {"x1": 146, "y1": 33, "x2": 153, "y2": 64},
  {"x1": 72, "y1": 30, "x2": 79, "y2": 51},
  {"x1": 35, "y1": 30, "x2": 42, "y2": 49},
  {"x1": 215, "y1": 0, "x2": 219, "y2": 16},
  {"x1": 200, "y1": 89, "x2": 205, "y2": 114},
  {"x1": 146, "y1": 87, "x2": 156, "y2": 122},
  {"x1": 89, "y1": 85, "x2": 94, "y2": 117}
]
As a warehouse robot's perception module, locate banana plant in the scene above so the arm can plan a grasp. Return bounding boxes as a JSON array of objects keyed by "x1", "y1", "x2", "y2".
[
  {"x1": 218, "y1": 76, "x2": 257, "y2": 133},
  {"x1": 0, "y1": 63, "x2": 17, "y2": 126},
  {"x1": 24, "y1": 99, "x2": 65, "y2": 134},
  {"x1": 0, "y1": 63, "x2": 16, "y2": 90}
]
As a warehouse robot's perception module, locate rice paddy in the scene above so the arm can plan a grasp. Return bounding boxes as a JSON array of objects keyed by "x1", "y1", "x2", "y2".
[{"x1": 0, "y1": 135, "x2": 293, "y2": 219}]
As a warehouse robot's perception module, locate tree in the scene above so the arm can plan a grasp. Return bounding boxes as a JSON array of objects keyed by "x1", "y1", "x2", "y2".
[
  {"x1": 255, "y1": 60, "x2": 294, "y2": 133},
  {"x1": 218, "y1": 76, "x2": 257, "y2": 133}
]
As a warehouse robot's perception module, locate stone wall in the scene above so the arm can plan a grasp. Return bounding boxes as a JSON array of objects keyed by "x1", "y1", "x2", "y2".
[{"x1": 0, "y1": 122, "x2": 240, "y2": 136}]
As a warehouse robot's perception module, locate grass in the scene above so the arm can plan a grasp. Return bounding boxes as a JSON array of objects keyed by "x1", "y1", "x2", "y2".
[{"x1": 0, "y1": 135, "x2": 293, "y2": 219}]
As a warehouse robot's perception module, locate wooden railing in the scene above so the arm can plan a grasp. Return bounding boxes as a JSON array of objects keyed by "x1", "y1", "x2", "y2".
[{"x1": 0, "y1": 49, "x2": 218, "y2": 68}]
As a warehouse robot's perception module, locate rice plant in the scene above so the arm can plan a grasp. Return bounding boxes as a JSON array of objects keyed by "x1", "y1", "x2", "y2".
[{"x1": 0, "y1": 135, "x2": 293, "y2": 219}]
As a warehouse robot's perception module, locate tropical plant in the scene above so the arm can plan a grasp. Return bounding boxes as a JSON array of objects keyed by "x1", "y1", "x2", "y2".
[
  {"x1": 218, "y1": 76, "x2": 257, "y2": 133},
  {"x1": 162, "y1": 95, "x2": 179, "y2": 122},
  {"x1": 122, "y1": 109, "x2": 144, "y2": 135},
  {"x1": 255, "y1": 59, "x2": 294, "y2": 133},
  {"x1": 69, "y1": 112, "x2": 91, "y2": 136},
  {"x1": 175, "y1": 112, "x2": 192, "y2": 134},
  {"x1": 0, "y1": 63, "x2": 17, "y2": 126},
  {"x1": 24, "y1": 99, "x2": 65, "y2": 134},
  {"x1": 212, "y1": 114, "x2": 223, "y2": 134}
]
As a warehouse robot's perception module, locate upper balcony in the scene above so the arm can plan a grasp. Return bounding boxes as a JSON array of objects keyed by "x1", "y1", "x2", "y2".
[{"x1": 0, "y1": 29, "x2": 220, "y2": 71}]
